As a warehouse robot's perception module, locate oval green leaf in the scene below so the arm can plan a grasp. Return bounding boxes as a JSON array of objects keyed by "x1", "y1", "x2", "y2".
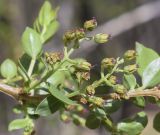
[
  {"x1": 142, "y1": 58, "x2": 160, "y2": 88},
  {"x1": 0, "y1": 59, "x2": 17, "y2": 79},
  {"x1": 85, "y1": 114, "x2": 101, "y2": 129},
  {"x1": 8, "y1": 118, "x2": 31, "y2": 131},
  {"x1": 153, "y1": 112, "x2": 160, "y2": 132},
  {"x1": 22, "y1": 27, "x2": 42, "y2": 58},
  {"x1": 136, "y1": 42, "x2": 159, "y2": 76}
]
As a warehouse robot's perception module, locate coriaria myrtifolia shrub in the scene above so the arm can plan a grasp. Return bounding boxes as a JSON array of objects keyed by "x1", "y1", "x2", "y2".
[{"x1": 0, "y1": 1, "x2": 160, "y2": 135}]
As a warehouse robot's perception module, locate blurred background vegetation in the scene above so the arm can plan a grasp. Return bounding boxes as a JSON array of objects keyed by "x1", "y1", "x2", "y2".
[{"x1": 0, "y1": 0, "x2": 159, "y2": 135}]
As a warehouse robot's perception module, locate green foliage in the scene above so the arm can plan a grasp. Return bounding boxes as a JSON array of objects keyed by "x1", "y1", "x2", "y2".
[
  {"x1": 117, "y1": 112, "x2": 148, "y2": 135},
  {"x1": 0, "y1": 59, "x2": 17, "y2": 79},
  {"x1": 22, "y1": 27, "x2": 42, "y2": 59},
  {"x1": 136, "y1": 42, "x2": 159, "y2": 76},
  {"x1": 153, "y1": 112, "x2": 160, "y2": 132},
  {"x1": 142, "y1": 58, "x2": 160, "y2": 88},
  {"x1": 36, "y1": 96, "x2": 63, "y2": 116},
  {"x1": 0, "y1": 1, "x2": 159, "y2": 135}
]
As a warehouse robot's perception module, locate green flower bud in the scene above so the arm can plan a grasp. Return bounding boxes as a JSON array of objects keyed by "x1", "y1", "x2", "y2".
[
  {"x1": 77, "y1": 61, "x2": 91, "y2": 71},
  {"x1": 108, "y1": 75, "x2": 118, "y2": 85},
  {"x1": 60, "y1": 113, "x2": 70, "y2": 123},
  {"x1": 101, "y1": 58, "x2": 116, "y2": 69},
  {"x1": 76, "y1": 105, "x2": 84, "y2": 112},
  {"x1": 94, "y1": 33, "x2": 110, "y2": 44},
  {"x1": 124, "y1": 64, "x2": 138, "y2": 73},
  {"x1": 124, "y1": 50, "x2": 136, "y2": 61},
  {"x1": 90, "y1": 97, "x2": 104, "y2": 107},
  {"x1": 86, "y1": 85, "x2": 95, "y2": 95},
  {"x1": 114, "y1": 84, "x2": 126, "y2": 94},
  {"x1": 63, "y1": 30, "x2": 75, "y2": 43},
  {"x1": 84, "y1": 18, "x2": 97, "y2": 31},
  {"x1": 75, "y1": 28, "x2": 85, "y2": 40}
]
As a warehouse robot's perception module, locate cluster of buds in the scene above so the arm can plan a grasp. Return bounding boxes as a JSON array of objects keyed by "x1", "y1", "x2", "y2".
[
  {"x1": 124, "y1": 64, "x2": 138, "y2": 73},
  {"x1": 101, "y1": 58, "x2": 116, "y2": 70},
  {"x1": 76, "y1": 71, "x2": 90, "y2": 82},
  {"x1": 114, "y1": 84, "x2": 126, "y2": 94},
  {"x1": 108, "y1": 75, "x2": 118, "y2": 85},
  {"x1": 89, "y1": 97, "x2": 105, "y2": 107},
  {"x1": 44, "y1": 52, "x2": 62, "y2": 65},
  {"x1": 124, "y1": 50, "x2": 136, "y2": 61},
  {"x1": 84, "y1": 17, "x2": 97, "y2": 31},
  {"x1": 63, "y1": 28, "x2": 85, "y2": 44},
  {"x1": 79, "y1": 97, "x2": 88, "y2": 104},
  {"x1": 86, "y1": 85, "x2": 95, "y2": 96},
  {"x1": 94, "y1": 33, "x2": 110, "y2": 44},
  {"x1": 76, "y1": 60, "x2": 91, "y2": 71}
]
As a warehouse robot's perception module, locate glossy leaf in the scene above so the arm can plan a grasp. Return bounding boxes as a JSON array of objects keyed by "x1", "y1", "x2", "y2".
[
  {"x1": 123, "y1": 74, "x2": 137, "y2": 90},
  {"x1": 136, "y1": 42, "x2": 159, "y2": 76},
  {"x1": 36, "y1": 96, "x2": 63, "y2": 116},
  {"x1": 8, "y1": 118, "x2": 31, "y2": 131},
  {"x1": 49, "y1": 85, "x2": 77, "y2": 105},
  {"x1": 118, "y1": 112, "x2": 148, "y2": 135},
  {"x1": 153, "y1": 112, "x2": 160, "y2": 132},
  {"x1": 22, "y1": 27, "x2": 42, "y2": 58},
  {"x1": 142, "y1": 58, "x2": 160, "y2": 88},
  {"x1": 0, "y1": 59, "x2": 17, "y2": 79},
  {"x1": 85, "y1": 114, "x2": 101, "y2": 129}
]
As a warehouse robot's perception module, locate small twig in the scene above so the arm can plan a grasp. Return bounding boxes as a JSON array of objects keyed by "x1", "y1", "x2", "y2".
[{"x1": 102, "y1": 86, "x2": 160, "y2": 100}]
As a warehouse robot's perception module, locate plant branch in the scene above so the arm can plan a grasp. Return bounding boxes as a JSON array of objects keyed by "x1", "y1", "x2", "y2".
[{"x1": 102, "y1": 86, "x2": 160, "y2": 100}]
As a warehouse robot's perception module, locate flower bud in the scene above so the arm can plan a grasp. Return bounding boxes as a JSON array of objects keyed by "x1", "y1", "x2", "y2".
[
  {"x1": 124, "y1": 50, "x2": 136, "y2": 61},
  {"x1": 86, "y1": 85, "x2": 95, "y2": 95},
  {"x1": 63, "y1": 30, "x2": 75, "y2": 43},
  {"x1": 90, "y1": 97, "x2": 104, "y2": 107},
  {"x1": 60, "y1": 113, "x2": 70, "y2": 123},
  {"x1": 101, "y1": 58, "x2": 116, "y2": 69},
  {"x1": 114, "y1": 84, "x2": 126, "y2": 94},
  {"x1": 75, "y1": 28, "x2": 85, "y2": 40},
  {"x1": 76, "y1": 105, "x2": 84, "y2": 112},
  {"x1": 124, "y1": 64, "x2": 138, "y2": 73},
  {"x1": 84, "y1": 18, "x2": 97, "y2": 31},
  {"x1": 44, "y1": 52, "x2": 62, "y2": 65},
  {"x1": 108, "y1": 75, "x2": 118, "y2": 85},
  {"x1": 80, "y1": 97, "x2": 88, "y2": 104},
  {"x1": 77, "y1": 61, "x2": 91, "y2": 71},
  {"x1": 94, "y1": 33, "x2": 110, "y2": 44}
]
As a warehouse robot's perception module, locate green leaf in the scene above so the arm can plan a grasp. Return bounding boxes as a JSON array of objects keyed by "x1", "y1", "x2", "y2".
[
  {"x1": 142, "y1": 58, "x2": 160, "y2": 88},
  {"x1": 0, "y1": 59, "x2": 17, "y2": 79},
  {"x1": 38, "y1": 1, "x2": 57, "y2": 26},
  {"x1": 153, "y1": 112, "x2": 160, "y2": 132},
  {"x1": 22, "y1": 27, "x2": 42, "y2": 58},
  {"x1": 92, "y1": 107, "x2": 106, "y2": 118},
  {"x1": 104, "y1": 100, "x2": 122, "y2": 114},
  {"x1": 136, "y1": 42, "x2": 159, "y2": 76},
  {"x1": 85, "y1": 114, "x2": 101, "y2": 129},
  {"x1": 8, "y1": 118, "x2": 31, "y2": 131},
  {"x1": 47, "y1": 71, "x2": 65, "y2": 87},
  {"x1": 117, "y1": 112, "x2": 148, "y2": 135},
  {"x1": 36, "y1": 96, "x2": 63, "y2": 116},
  {"x1": 133, "y1": 97, "x2": 145, "y2": 108},
  {"x1": 42, "y1": 21, "x2": 59, "y2": 43},
  {"x1": 49, "y1": 85, "x2": 77, "y2": 105},
  {"x1": 123, "y1": 74, "x2": 137, "y2": 90}
]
